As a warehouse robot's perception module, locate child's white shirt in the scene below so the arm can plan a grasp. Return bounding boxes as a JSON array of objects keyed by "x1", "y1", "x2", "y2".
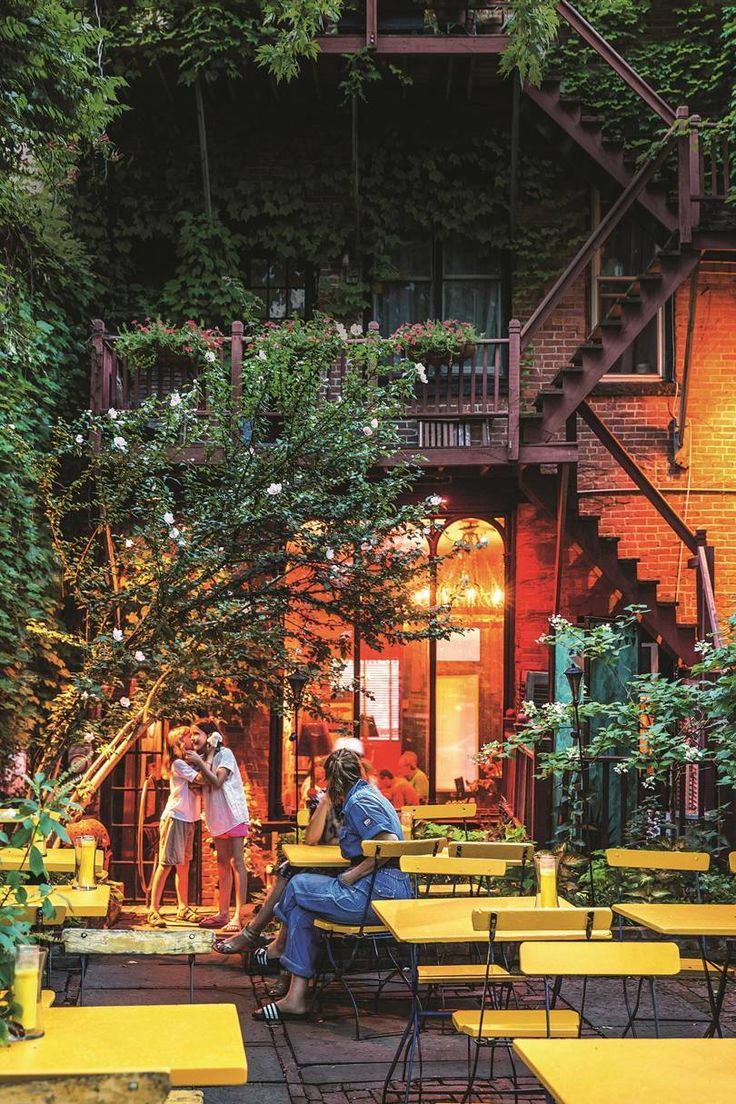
[
  {"x1": 161, "y1": 758, "x2": 201, "y2": 824},
  {"x1": 203, "y1": 746, "x2": 250, "y2": 836}
]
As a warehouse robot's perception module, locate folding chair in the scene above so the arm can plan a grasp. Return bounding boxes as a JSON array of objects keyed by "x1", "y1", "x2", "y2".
[
  {"x1": 452, "y1": 906, "x2": 612, "y2": 1103},
  {"x1": 314, "y1": 837, "x2": 446, "y2": 1038},
  {"x1": 449, "y1": 841, "x2": 534, "y2": 895},
  {"x1": 519, "y1": 939, "x2": 680, "y2": 1040},
  {"x1": 296, "y1": 807, "x2": 310, "y2": 841},
  {"x1": 403, "y1": 802, "x2": 477, "y2": 839},
  {"x1": 401, "y1": 854, "x2": 506, "y2": 899}
]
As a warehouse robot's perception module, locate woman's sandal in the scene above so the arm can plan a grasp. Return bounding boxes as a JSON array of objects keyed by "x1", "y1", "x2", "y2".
[
  {"x1": 198, "y1": 914, "x2": 229, "y2": 929},
  {"x1": 147, "y1": 909, "x2": 166, "y2": 929},
  {"x1": 176, "y1": 906, "x2": 198, "y2": 923},
  {"x1": 267, "y1": 973, "x2": 290, "y2": 1000},
  {"x1": 251, "y1": 946, "x2": 282, "y2": 975},
  {"x1": 213, "y1": 926, "x2": 267, "y2": 956},
  {"x1": 252, "y1": 1002, "x2": 308, "y2": 1023}
]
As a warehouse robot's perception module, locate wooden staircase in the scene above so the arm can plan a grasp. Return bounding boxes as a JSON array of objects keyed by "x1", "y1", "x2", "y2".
[
  {"x1": 525, "y1": 77, "x2": 677, "y2": 233},
  {"x1": 520, "y1": 467, "x2": 699, "y2": 667},
  {"x1": 521, "y1": 244, "x2": 700, "y2": 444}
]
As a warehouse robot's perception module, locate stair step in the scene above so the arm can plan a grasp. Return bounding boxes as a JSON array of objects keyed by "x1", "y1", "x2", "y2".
[
  {"x1": 636, "y1": 579, "x2": 661, "y2": 590},
  {"x1": 580, "y1": 114, "x2": 605, "y2": 125},
  {"x1": 618, "y1": 557, "x2": 640, "y2": 574},
  {"x1": 656, "y1": 599, "x2": 680, "y2": 610}
]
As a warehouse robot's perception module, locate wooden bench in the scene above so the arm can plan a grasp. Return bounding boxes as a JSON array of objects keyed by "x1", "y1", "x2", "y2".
[
  {"x1": 62, "y1": 929, "x2": 214, "y2": 1005},
  {"x1": 2, "y1": 1073, "x2": 203, "y2": 1104}
]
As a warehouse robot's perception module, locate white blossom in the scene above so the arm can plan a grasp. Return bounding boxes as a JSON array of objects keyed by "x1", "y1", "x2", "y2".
[
  {"x1": 112, "y1": 628, "x2": 124, "y2": 642},
  {"x1": 325, "y1": 548, "x2": 335, "y2": 560},
  {"x1": 204, "y1": 350, "x2": 217, "y2": 363},
  {"x1": 370, "y1": 417, "x2": 378, "y2": 429},
  {"x1": 349, "y1": 323, "x2": 363, "y2": 337},
  {"x1": 267, "y1": 482, "x2": 282, "y2": 496},
  {"x1": 107, "y1": 408, "x2": 118, "y2": 420},
  {"x1": 428, "y1": 494, "x2": 443, "y2": 508},
  {"x1": 415, "y1": 362, "x2": 428, "y2": 384},
  {"x1": 642, "y1": 774, "x2": 657, "y2": 790},
  {"x1": 112, "y1": 436, "x2": 127, "y2": 451},
  {"x1": 119, "y1": 696, "x2": 131, "y2": 709},
  {"x1": 134, "y1": 650, "x2": 146, "y2": 663},
  {"x1": 335, "y1": 322, "x2": 348, "y2": 341},
  {"x1": 125, "y1": 538, "x2": 134, "y2": 548},
  {"x1": 257, "y1": 349, "x2": 267, "y2": 361},
  {"x1": 684, "y1": 745, "x2": 702, "y2": 762},
  {"x1": 362, "y1": 426, "x2": 373, "y2": 437},
  {"x1": 75, "y1": 434, "x2": 84, "y2": 444},
  {"x1": 163, "y1": 511, "x2": 175, "y2": 525},
  {"x1": 169, "y1": 527, "x2": 180, "y2": 539},
  {"x1": 169, "y1": 392, "x2": 182, "y2": 407}
]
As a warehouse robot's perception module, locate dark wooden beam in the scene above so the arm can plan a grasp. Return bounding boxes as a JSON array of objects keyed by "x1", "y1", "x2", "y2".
[
  {"x1": 380, "y1": 443, "x2": 578, "y2": 467},
  {"x1": 553, "y1": 463, "x2": 570, "y2": 615},
  {"x1": 316, "y1": 35, "x2": 507, "y2": 55}
]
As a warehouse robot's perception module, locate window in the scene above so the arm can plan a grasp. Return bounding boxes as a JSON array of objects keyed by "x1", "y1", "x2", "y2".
[
  {"x1": 246, "y1": 260, "x2": 313, "y2": 320},
  {"x1": 360, "y1": 659, "x2": 401, "y2": 741},
  {"x1": 592, "y1": 197, "x2": 672, "y2": 378},
  {"x1": 374, "y1": 236, "x2": 503, "y2": 336}
]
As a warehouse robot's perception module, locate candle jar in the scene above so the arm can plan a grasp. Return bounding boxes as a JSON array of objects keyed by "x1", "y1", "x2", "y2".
[
  {"x1": 13, "y1": 944, "x2": 47, "y2": 1039},
  {"x1": 534, "y1": 850, "x2": 560, "y2": 908},
  {"x1": 74, "y1": 834, "x2": 97, "y2": 891}
]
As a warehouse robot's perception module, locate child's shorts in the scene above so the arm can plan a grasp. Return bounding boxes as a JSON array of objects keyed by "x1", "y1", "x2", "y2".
[
  {"x1": 159, "y1": 816, "x2": 195, "y2": 866},
  {"x1": 215, "y1": 822, "x2": 250, "y2": 839}
]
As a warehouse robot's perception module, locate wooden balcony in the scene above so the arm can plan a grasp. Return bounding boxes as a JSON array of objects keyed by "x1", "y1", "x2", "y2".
[
  {"x1": 89, "y1": 319, "x2": 575, "y2": 468},
  {"x1": 316, "y1": 1, "x2": 511, "y2": 55}
]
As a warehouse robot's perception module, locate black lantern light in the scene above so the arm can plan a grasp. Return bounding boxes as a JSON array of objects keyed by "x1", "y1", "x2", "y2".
[
  {"x1": 564, "y1": 661, "x2": 584, "y2": 705},
  {"x1": 287, "y1": 668, "x2": 311, "y2": 820}
]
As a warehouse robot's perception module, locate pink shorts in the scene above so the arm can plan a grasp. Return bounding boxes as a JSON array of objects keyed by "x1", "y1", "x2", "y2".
[{"x1": 216, "y1": 822, "x2": 250, "y2": 839}]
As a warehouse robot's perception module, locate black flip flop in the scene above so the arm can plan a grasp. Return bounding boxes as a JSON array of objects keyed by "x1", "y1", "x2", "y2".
[{"x1": 252, "y1": 1001, "x2": 308, "y2": 1023}]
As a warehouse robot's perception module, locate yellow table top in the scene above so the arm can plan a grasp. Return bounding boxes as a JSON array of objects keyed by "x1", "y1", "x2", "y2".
[
  {"x1": 613, "y1": 902, "x2": 736, "y2": 936},
  {"x1": 371, "y1": 897, "x2": 597, "y2": 945},
  {"x1": 0, "y1": 847, "x2": 103, "y2": 874},
  {"x1": 282, "y1": 844, "x2": 349, "y2": 868},
  {"x1": 8, "y1": 884, "x2": 110, "y2": 921},
  {"x1": 514, "y1": 1038, "x2": 736, "y2": 1104},
  {"x1": 0, "y1": 1004, "x2": 247, "y2": 1086}
]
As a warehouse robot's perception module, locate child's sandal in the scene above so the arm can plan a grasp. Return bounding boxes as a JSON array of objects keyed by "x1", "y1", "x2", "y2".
[{"x1": 148, "y1": 909, "x2": 166, "y2": 929}]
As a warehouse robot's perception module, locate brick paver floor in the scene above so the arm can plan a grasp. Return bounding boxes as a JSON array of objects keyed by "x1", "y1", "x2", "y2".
[{"x1": 48, "y1": 925, "x2": 735, "y2": 1104}]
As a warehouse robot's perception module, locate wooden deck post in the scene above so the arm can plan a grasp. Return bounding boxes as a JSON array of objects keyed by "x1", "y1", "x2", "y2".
[
  {"x1": 507, "y1": 318, "x2": 521, "y2": 461},
  {"x1": 90, "y1": 320, "x2": 105, "y2": 412},
  {"x1": 230, "y1": 320, "x2": 244, "y2": 405},
  {"x1": 677, "y1": 105, "x2": 692, "y2": 243}
]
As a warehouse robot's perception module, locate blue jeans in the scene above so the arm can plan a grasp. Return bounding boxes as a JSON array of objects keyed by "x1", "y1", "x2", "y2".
[{"x1": 274, "y1": 867, "x2": 411, "y2": 979}]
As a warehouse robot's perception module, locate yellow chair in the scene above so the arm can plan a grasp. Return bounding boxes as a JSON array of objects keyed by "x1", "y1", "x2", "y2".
[
  {"x1": 400, "y1": 854, "x2": 507, "y2": 898},
  {"x1": 402, "y1": 802, "x2": 477, "y2": 838},
  {"x1": 314, "y1": 838, "x2": 446, "y2": 1039},
  {"x1": 519, "y1": 939, "x2": 680, "y2": 1038},
  {"x1": 452, "y1": 906, "x2": 612, "y2": 1101},
  {"x1": 728, "y1": 851, "x2": 736, "y2": 875},
  {"x1": 606, "y1": 847, "x2": 711, "y2": 973},
  {"x1": 296, "y1": 807, "x2": 310, "y2": 841},
  {"x1": 449, "y1": 841, "x2": 534, "y2": 894}
]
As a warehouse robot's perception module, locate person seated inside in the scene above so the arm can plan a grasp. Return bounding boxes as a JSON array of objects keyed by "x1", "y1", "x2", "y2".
[
  {"x1": 397, "y1": 750, "x2": 429, "y2": 803},
  {"x1": 377, "y1": 768, "x2": 419, "y2": 810},
  {"x1": 252, "y1": 748, "x2": 411, "y2": 1023}
]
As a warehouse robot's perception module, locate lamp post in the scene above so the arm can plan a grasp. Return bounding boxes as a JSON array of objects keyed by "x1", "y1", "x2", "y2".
[
  {"x1": 287, "y1": 669, "x2": 310, "y2": 821},
  {"x1": 565, "y1": 661, "x2": 595, "y2": 906}
]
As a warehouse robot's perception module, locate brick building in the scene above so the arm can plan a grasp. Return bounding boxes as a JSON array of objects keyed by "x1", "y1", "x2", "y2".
[{"x1": 89, "y1": 4, "x2": 736, "y2": 903}]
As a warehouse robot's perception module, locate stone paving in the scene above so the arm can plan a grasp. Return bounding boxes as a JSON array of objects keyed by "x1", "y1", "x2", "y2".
[{"x1": 48, "y1": 931, "x2": 735, "y2": 1104}]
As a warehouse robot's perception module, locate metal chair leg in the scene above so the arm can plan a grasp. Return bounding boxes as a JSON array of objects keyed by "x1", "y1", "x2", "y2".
[
  {"x1": 79, "y1": 954, "x2": 88, "y2": 1006},
  {"x1": 189, "y1": 953, "x2": 195, "y2": 1004}
]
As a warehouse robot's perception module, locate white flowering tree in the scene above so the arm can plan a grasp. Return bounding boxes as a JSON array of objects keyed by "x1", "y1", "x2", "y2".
[{"x1": 30, "y1": 319, "x2": 450, "y2": 796}]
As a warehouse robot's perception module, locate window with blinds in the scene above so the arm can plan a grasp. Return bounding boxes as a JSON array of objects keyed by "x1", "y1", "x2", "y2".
[{"x1": 361, "y1": 659, "x2": 400, "y2": 741}]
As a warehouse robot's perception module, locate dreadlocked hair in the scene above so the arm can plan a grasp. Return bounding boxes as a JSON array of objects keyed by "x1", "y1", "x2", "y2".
[{"x1": 325, "y1": 748, "x2": 364, "y2": 808}]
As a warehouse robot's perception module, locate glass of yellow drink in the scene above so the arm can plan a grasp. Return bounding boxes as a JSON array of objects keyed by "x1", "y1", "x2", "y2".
[
  {"x1": 74, "y1": 833, "x2": 97, "y2": 890},
  {"x1": 13, "y1": 944, "x2": 46, "y2": 1038},
  {"x1": 534, "y1": 850, "x2": 560, "y2": 908}
]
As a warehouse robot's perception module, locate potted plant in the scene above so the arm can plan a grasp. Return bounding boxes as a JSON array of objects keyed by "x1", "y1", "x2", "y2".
[
  {"x1": 393, "y1": 319, "x2": 479, "y2": 365},
  {"x1": 115, "y1": 319, "x2": 224, "y2": 375}
]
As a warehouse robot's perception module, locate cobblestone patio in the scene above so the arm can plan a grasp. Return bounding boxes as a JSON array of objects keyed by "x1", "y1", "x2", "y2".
[{"x1": 48, "y1": 916, "x2": 736, "y2": 1104}]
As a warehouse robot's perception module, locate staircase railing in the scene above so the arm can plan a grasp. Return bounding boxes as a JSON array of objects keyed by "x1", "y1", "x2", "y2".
[
  {"x1": 520, "y1": 121, "x2": 681, "y2": 351},
  {"x1": 556, "y1": 1, "x2": 675, "y2": 124}
]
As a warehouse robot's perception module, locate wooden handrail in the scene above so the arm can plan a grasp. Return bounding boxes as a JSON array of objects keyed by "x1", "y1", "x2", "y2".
[
  {"x1": 556, "y1": 1, "x2": 675, "y2": 124},
  {"x1": 507, "y1": 318, "x2": 521, "y2": 460},
  {"x1": 521, "y1": 129, "x2": 677, "y2": 349}
]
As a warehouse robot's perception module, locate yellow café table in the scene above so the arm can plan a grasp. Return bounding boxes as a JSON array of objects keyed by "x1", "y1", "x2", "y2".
[
  {"x1": 613, "y1": 902, "x2": 736, "y2": 1036},
  {"x1": 7, "y1": 884, "x2": 110, "y2": 925},
  {"x1": 0, "y1": 1003, "x2": 247, "y2": 1086},
  {"x1": 514, "y1": 1037, "x2": 736, "y2": 1104},
  {"x1": 282, "y1": 844, "x2": 349, "y2": 869},
  {"x1": 0, "y1": 846, "x2": 104, "y2": 875}
]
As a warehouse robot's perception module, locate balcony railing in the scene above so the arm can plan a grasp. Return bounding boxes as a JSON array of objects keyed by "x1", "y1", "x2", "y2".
[
  {"x1": 90, "y1": 319, "x2": 523, "y2": 459},
  {"x1": 317, "y1": 1, "x2": 513, "y2": 53}
]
